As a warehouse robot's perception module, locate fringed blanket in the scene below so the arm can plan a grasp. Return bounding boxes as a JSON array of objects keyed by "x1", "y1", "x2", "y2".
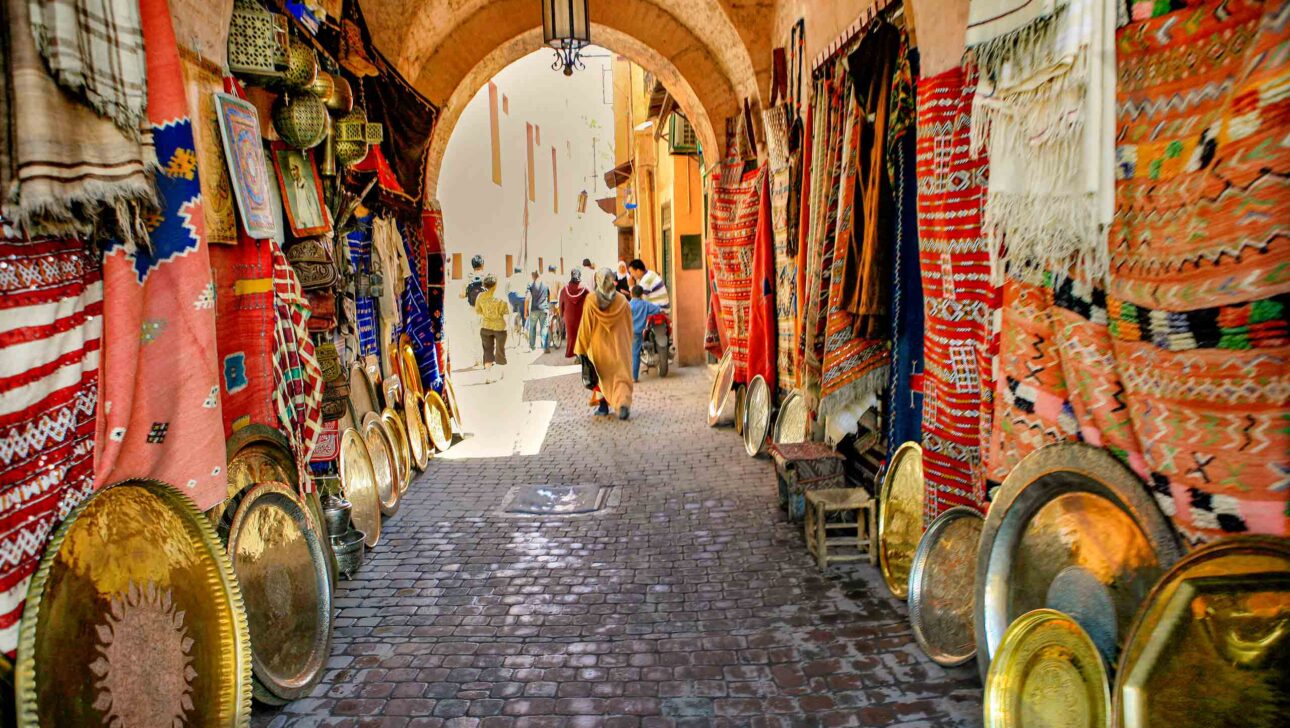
[
  {"x1": 0, "y1": 223, "x2": 100, "y2": 656},
  {"x1": 1108, "y1": 0, "x2": 1290, "y2": 543},
  {"x1": 916, "y1": 68, "x2": 995, "y2": 521},
  {"x1": 270, "y1": 241, "x2": 323, "y2": 492},
  {"x1": 210, "y1": 238, "x2": 276, "y2": 438},
  {"x1": 708, "y1": 162, "x2": 764, "y2": 383},
  {"x1": 764, "y1": 106, "x2": 799, "y2": 392},
  {"x1": 95, "y1": 0, "x2": 226, "y2": 509}
]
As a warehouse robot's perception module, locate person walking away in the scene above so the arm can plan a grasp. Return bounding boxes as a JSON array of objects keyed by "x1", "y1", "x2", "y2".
[
  {"x1": 614, "y1": 261, "x2": 632, "y2": 294},
  {"x1": 628, "y1": 259, "x2": 670, "y2": 313},
  {"x1": 629, "y1": 285, "x2": 663, "y2": 382},
  {"x1": 580, "y1": 258, "x2": 596, "y2": 293},
  {"x1": 525, "y1": 270, "x2": 551, "y2": 353},
  {"x1": 460, "y1": 254, "x2": 487, "y2": 367},
  {"x1": 474, "y1": 274, "x2": 509, "y2": 380},
  {"x1": 558, "y1": 268, "x2": 589, "y2": 358},
  {"x1": 506, "y1": 266, "x2": 526, "y2": 336},
  {"x1": 575, "y1": 268, "x2": 634, "y2": 420}
]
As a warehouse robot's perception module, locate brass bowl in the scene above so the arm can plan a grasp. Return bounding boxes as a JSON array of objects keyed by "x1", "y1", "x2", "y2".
[
  {"x1": 909, "y1": 507, "x2": 985, "y2": 667},
  {"x1": 422, "y1": 391, "x2": 452, "y2": 453},
  {"x1": 382, "y1": 408, "x2": 413, "y2": 494},
  {"x1": 338, "y1": 428, "x2": 380, "y2": 547},
  {"x1": 217, "y1": 482, "x2": 332, "y2": 704},
  {"x1": 15, "y1": 480, "x2": 252, "y2": 727},
  {"x1": 403, "y1": 390, "x2": 430, "y2": 471},
  {"x1": 984, "y1": 609, "x2": 1110, "y2": 728},
  {"x1": 362, "y1": 419, "x2": 400, "y2": 517},
  {"x1": 878, "y1": 441, "x2": 925, "y2": 600},
  {"x1": 308, "y1": 72, "x2": 353, "y2": 113}
]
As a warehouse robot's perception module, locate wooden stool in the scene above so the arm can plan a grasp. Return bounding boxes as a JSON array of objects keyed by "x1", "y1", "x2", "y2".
[
  {"x1": 804, "y1": 488, "x2": 876, "y2": 569},
  {"x1": 769, "y1": 442, "x2": 846, "y2": 523}
]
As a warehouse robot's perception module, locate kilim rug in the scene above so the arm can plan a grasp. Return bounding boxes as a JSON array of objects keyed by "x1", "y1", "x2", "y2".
[
  {"x1": 764, "y1": 105, "x2": 799, "y2": 392},
  {"x1": 346, "y1": 213, "x2": 379, "y2": 357},
  {"x1": 95, "y1": 0, "x2": 227, "y2": 510},
  {"x1": 915, "y1": 67, "x2": 995, "y2": 520},
  {"x1": 707, "y1": 162, "x2": 765, "y2": 384},
  {"x1": 0, "y1": 223, "x2": 100, "y2": 657},
  {"x1": 1109, "y1": 0, "x2": 1290, "y2": 542},
  {"x1": 885, "y1": 132, "x2": 924, "y2": 454},
  {"x1": 402, "y1": 231, "x2": 444, "y2": 394},
  {"x1": 210, "y1": 238, "x2": 276, "y2": 438}
]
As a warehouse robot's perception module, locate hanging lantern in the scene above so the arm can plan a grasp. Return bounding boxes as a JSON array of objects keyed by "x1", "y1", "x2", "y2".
[
  {"x1": 272, "y1": 92, "x2": 328, "y2": 149},
  {"x1": 541, "y1": 0, "x2": 590, "y2": 76},
  {"x1": 335, "y1": 107, "x2": 384, "y2": 168},
  {"x1": 227, "y1": 0, "x2": 290, "y2": 82},
  {"x1": 275, "y1": 39, "x2": 319, "y2": 92}
]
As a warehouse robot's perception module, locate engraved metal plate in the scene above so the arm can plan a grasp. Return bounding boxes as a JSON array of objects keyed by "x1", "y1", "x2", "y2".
[
  {"x1": 381, "y1": 408, "x2": 413, "y2": 494},
  {"x1": 909, "y1": 507, "x2": 984, "y2": 667},
  {"x1": 975, "y1": 443, "x2": 1183, "y2": 683},
  {"x1": 878, "y1": 441, "x2": 925, "y2": 600},
  {"x1": 15, "y1": 480, "x2": 252, "y2": 727},
  {"x1": 742, "y1": 375, "x2": 771, "y2": 457},
  {"x1": 348, "y1": 362, "x2": 378, "y2": 421},
  {"x1": 403, "y1": 388, "x2": 430, "y2": 471},
  {"x1": 773, "y1": 391, "x2": 809, "y2": 445},
  {"x1": 707, "y1": 350, "x2": 735, "y2": 427},
  {"x1": 338, "y1": 427, "x2": 380, "y2": 547},
  {"x1": 422, "y1": 391, "x2": 452, "y2": 452},
  {"x1": 218, "y1": 482, "x2": 332, "y2": 704},
  {"x1": 400, "y1": 337, "x2": 423, "y2": 402},
  {"x1": 362, "y1": 420, "x2": 399, "y2": 517},
  {"x1": 1115, "y1": 536, "x2": 1290, "y2": 728},
  {"x1": 213, "y1": 425, "x2": 299, "y2": 525},
  {"x1": 984, "y1": 609, "x2": 1110, "y2": 728}
]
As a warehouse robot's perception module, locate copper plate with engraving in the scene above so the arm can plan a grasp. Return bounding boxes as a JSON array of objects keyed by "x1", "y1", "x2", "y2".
[
  {"x1": 742, "y1": 375, "x2": 771, "y2": 457},
  {"x1": 211, "y1": 425, "x2": 299, "y2": 525},
  {"x1": 15, "y1": 480, "x2": 252, "y2": 727},
  {"x1": 400, "y1": 337, "x2": 423, "y2": 402},
  {"x1": 974, "y1": 443, "x2": 1182, "y2": 683},
  {"x1": 338, "y1": 427, "x2": 380, "y2": 547},
  {"x1": 218, "y1": 482, "x2": 332, "y2": 704},
  {"x1": 422, "y1": 391, "x2": 452, "y2": 452},
  {"x1": 878, "y1": 442, "x2": 925, "y2": 600},
  {"x1": 707, "y1": 350, "x2": 735, "y2": 427},
  {"x1": 382, "y1": 408, "x2": 413, "y2": 494},
  {"x1": 348, "y1": 362, "x2": 378, "y2": 420},
  {"x1": 909, "y1": 507, "x2": 985, "y2": 667},
  {"x1": 403, "y1": 388, "x2": 430, "y2": 471},
  {"x1": 1114, "y1": 536, "x2": 1290, "y2": 728},
  {"x1": 984, "y1": 609, "x2": 1110, "y2": 728},
  {"x1": 362, "y1": 419, "x2": 400, "y2": 517},
  {"x1": 444, "y1": 376, "x2": 463, "y2": 431},
  {"x1": 773, "y1": 391, "x2": 809, "y2": 445}
]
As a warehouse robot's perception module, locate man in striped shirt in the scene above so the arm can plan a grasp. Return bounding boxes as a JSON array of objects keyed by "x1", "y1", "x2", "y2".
[{"x1": 628, "y1": 259, "x2": 669, "y2": 313}]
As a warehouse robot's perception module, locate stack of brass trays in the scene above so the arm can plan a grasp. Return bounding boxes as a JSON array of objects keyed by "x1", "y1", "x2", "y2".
[
  {"x1": 339, "y1": 427, "x2": 381, "y2": 547},
  {"x1": 362, "y1": 418, "x2": 400, "y2": 517},
  {"x1": 382, "y1": 407, "x2": 414, "y2": 493}
]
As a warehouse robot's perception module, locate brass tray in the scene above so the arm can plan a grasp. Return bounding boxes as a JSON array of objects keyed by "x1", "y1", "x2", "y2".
[
  {"x1": 773, "y1": 391, "x2": 809, "y2": 445},
  {"x1": 338, "y1": 427, "x2": 381, "y2": 547},
  {"x1": 403, "y1": 388, "x2": 430, "y2": 471},
  {"x1": 878, "y1": 441, "x2": 925, "y2": 600},
  {"x1": 707, "y1": 350, "x2": 735, "y2": 427},
  {"x1": 374, "y1": 415, "x2": 407, "y2": 500},
  {"x1": 909, "y1": 507, "x2": 985, "y2": 667},
  {"x1": 742, "y1": 375, "x2": 771, "y2": 457},
  {"x1": 15, "y1": 480, "x2": 252, "y2": 727},
  {"x1": 984, "y1": 608, "x2": 1110, "y2": 728},
  {"x1": 218, "y1": 482, "x2": 332, "y2": 704},
  {"x1": 400, "y1": 337, "x2": 423, "y2": 403},
  {"x1": 304, "y1": 490, "x2": 338, "y2": 590},
  {"x1": 974, "y1": 443, "x2": 1182, "y2": 683},
  {"x1": 361, "y1": 411, "x2": 381, "y2": 430},
  {"x1": 381, "y1": 408, "x2": 413, "y2": 494},
  {"x1": 733, "y1": 384, "x2": 746, "y2": 436},
  {"x1": 444, "y1": 376, "x2": 463, "y2": 431},
  {"x1": 348, "y1": 362, "x2": 379, "y2": 421},
  {"x1": 422, "y1": 391, "x2": 452, "y2": 452},
  {"x1": 362, "y1": 419, "x2": 400, "y2": 517},
  {"x1": 1114, "y1": 536, "x2": 1289, "y2": 728},
  {"x1": 211, "y1": 425, "x2": 299, "y2": 525}
]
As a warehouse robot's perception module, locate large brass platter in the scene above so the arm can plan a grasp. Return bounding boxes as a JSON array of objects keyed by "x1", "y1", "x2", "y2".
[
  {"x1": 773, "y1": 391, "x2": 809, "y2": 445},
  {"x1": 374, "y1": 416, "x2": 407, "y2": 501},
  {"x1": 348, "y1": 362, "x2": 379, "y2": 421},
  {"x1": 403, "y1": 388, "x2": 430, "y2": 471},
  {"x1": 382, "y1": 408, "x2": 413, "y2": 494},
  {"x1": 742, "y1": 375, "x2": 771, "y2": 457},
  {"x1": 707, "y1": 350, "x2": 735, "y2": 427},
  {"x1": 211, "y1": 425, "x2": 299, "y2": 525},
  {"x1": 361, "y1": 420, "x2": 400, "y2": 517},
  {"x1": 423, "y1": 391, "x2": 452, "y2": 452},
  {"x1": 984, "y1": 608, "x2": 1110, "y2": 728},
  {"x1": 338, "y1": 427, "x2": 381, "y2": 547},
  {"x1": 909, "y1": 507, "x2": 985, "y2": 667},
  {"x1": 218, "y1": 482, "x2": 332, "y2": 704},
  {"x1": 15, "y1": 480, "x2": 252, "y2": 727},
  {"x1": 1114, "y1": 536, "x2": 1289, "y2": 728},
  {"x1": 974, "y1": 443, "x2": 1182, "y2": 683},
  {"x1": 878, "y1": 441, "x2": 925, "y2": 600},
  {"x1": 400, "y1": 337, "x2": 423, "y2": 402}
]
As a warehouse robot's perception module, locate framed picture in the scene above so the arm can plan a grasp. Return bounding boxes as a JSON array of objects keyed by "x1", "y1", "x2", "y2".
[
  {"x1": 213, "y1": 93, "x2": 278, "y2": 240},
  {"x1": 271, "y1": 144, "x2": 332, "y2": 237}
]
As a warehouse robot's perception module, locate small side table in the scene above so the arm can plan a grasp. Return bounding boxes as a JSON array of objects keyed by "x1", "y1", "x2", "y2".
[
  {"x1": 804, "y1": 488, "x2": 876, "y2": 569},
  {"x1": 769, "y1": 442, "x2": 846, "y2": 523}
]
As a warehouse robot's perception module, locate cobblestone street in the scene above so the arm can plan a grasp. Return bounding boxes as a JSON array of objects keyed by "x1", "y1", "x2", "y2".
[{"x1": 257, "y1": 361, "x2": 982, "y2": 727}]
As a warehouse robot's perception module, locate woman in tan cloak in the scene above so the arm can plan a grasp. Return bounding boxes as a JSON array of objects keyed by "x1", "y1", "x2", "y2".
[{"x1": 575, "y1": 268, "x2": 634, "y2": 420}]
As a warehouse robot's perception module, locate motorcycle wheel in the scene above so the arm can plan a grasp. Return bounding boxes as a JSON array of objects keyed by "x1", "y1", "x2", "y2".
[{"x1": 654, "y1": 332, "x2": 669, "y2": 377}]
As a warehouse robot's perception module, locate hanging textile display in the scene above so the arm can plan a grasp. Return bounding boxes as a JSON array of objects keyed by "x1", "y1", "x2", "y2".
[
  {"x1": 966, "y1": 0, "x2": 1117, "y2": 278},
  {"x1": 402, "y1": 233, "x2": 443, "y2": 394},
  {"x1": 346, "y1": 212, "x2": 379, "y2": 357},
  {"x1": 4, "y1": 0, "x2": 153, "y2": 253},
  {"x1": 0, "y1": 222, "x2": 101, "y2": 657},
  {"x1": 1108, "y1": 0, "x2": 1289, "y2": 542},
  {"x1": 764, "y1": 106, "x2": 798, "y2": 392},
  {"x1": 94, "y1": 0, "x2": 227, "y2": 510},
  {"x1": 707, "y1": 162, "x2": 766, "y2": 384},
  {"x1": 210, "y1": 238, "x2": 277, "y2": 438},
  {"x1": 746, "y1": 170, "x2": 778, "y2": 393},
  {"x1": 885, "y1": 128, "x2": 924, "y2": 454},
  {"x1": 270, "y1": 241, "x2": 323, "y2": 491},
  {"x1": 915, "y1": 67, "x2": 995, "y2": 520}
]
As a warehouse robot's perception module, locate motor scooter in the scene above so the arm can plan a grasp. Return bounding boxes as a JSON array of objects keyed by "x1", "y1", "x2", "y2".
[{"x1": 639, "y1": 312, "x2": 671, "y2": 377}]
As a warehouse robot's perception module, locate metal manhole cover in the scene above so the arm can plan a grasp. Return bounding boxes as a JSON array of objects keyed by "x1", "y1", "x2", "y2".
[{"x1": 505, "y1": 485, "x2": 606, "y2": 515}]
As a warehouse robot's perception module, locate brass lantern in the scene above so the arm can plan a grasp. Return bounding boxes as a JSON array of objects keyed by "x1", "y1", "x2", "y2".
[
  {"x1": 335, "y1": 107, "x2": 384, "y2": 168},
  {"x1": 227, "y1": 0, "x2": 290, "y2": 82},
  {"x1": 272, "y1": 92, "x2": 328, "y2": 149},
  {"x1": 541, "y1": 0, "x2": 590, "y2": 76}
]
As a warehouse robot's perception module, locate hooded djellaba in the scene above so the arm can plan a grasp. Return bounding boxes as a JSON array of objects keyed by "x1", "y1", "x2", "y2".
[
  {"x1": 574, "y1": 267, "x2": 634, "y2": 419},
  {"x1": 559, "y1": 267, "x2": 589, "y2": 359}
]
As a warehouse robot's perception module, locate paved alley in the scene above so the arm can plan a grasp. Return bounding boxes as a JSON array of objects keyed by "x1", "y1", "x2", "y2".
[{"x1": 256, "y1": 361, "x2": 982, "y2": 728}]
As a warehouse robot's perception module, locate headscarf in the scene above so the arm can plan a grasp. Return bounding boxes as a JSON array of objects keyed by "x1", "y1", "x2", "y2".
[
  {"x1": 616, "y1": 260, "x2": 629, "y2": 280},
  {"x1": 594, "y1": 267, "x2": 618, "y2": 309},
  {"x1": 570, "y1": 268, "x2": 582, "y2": 283}
]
